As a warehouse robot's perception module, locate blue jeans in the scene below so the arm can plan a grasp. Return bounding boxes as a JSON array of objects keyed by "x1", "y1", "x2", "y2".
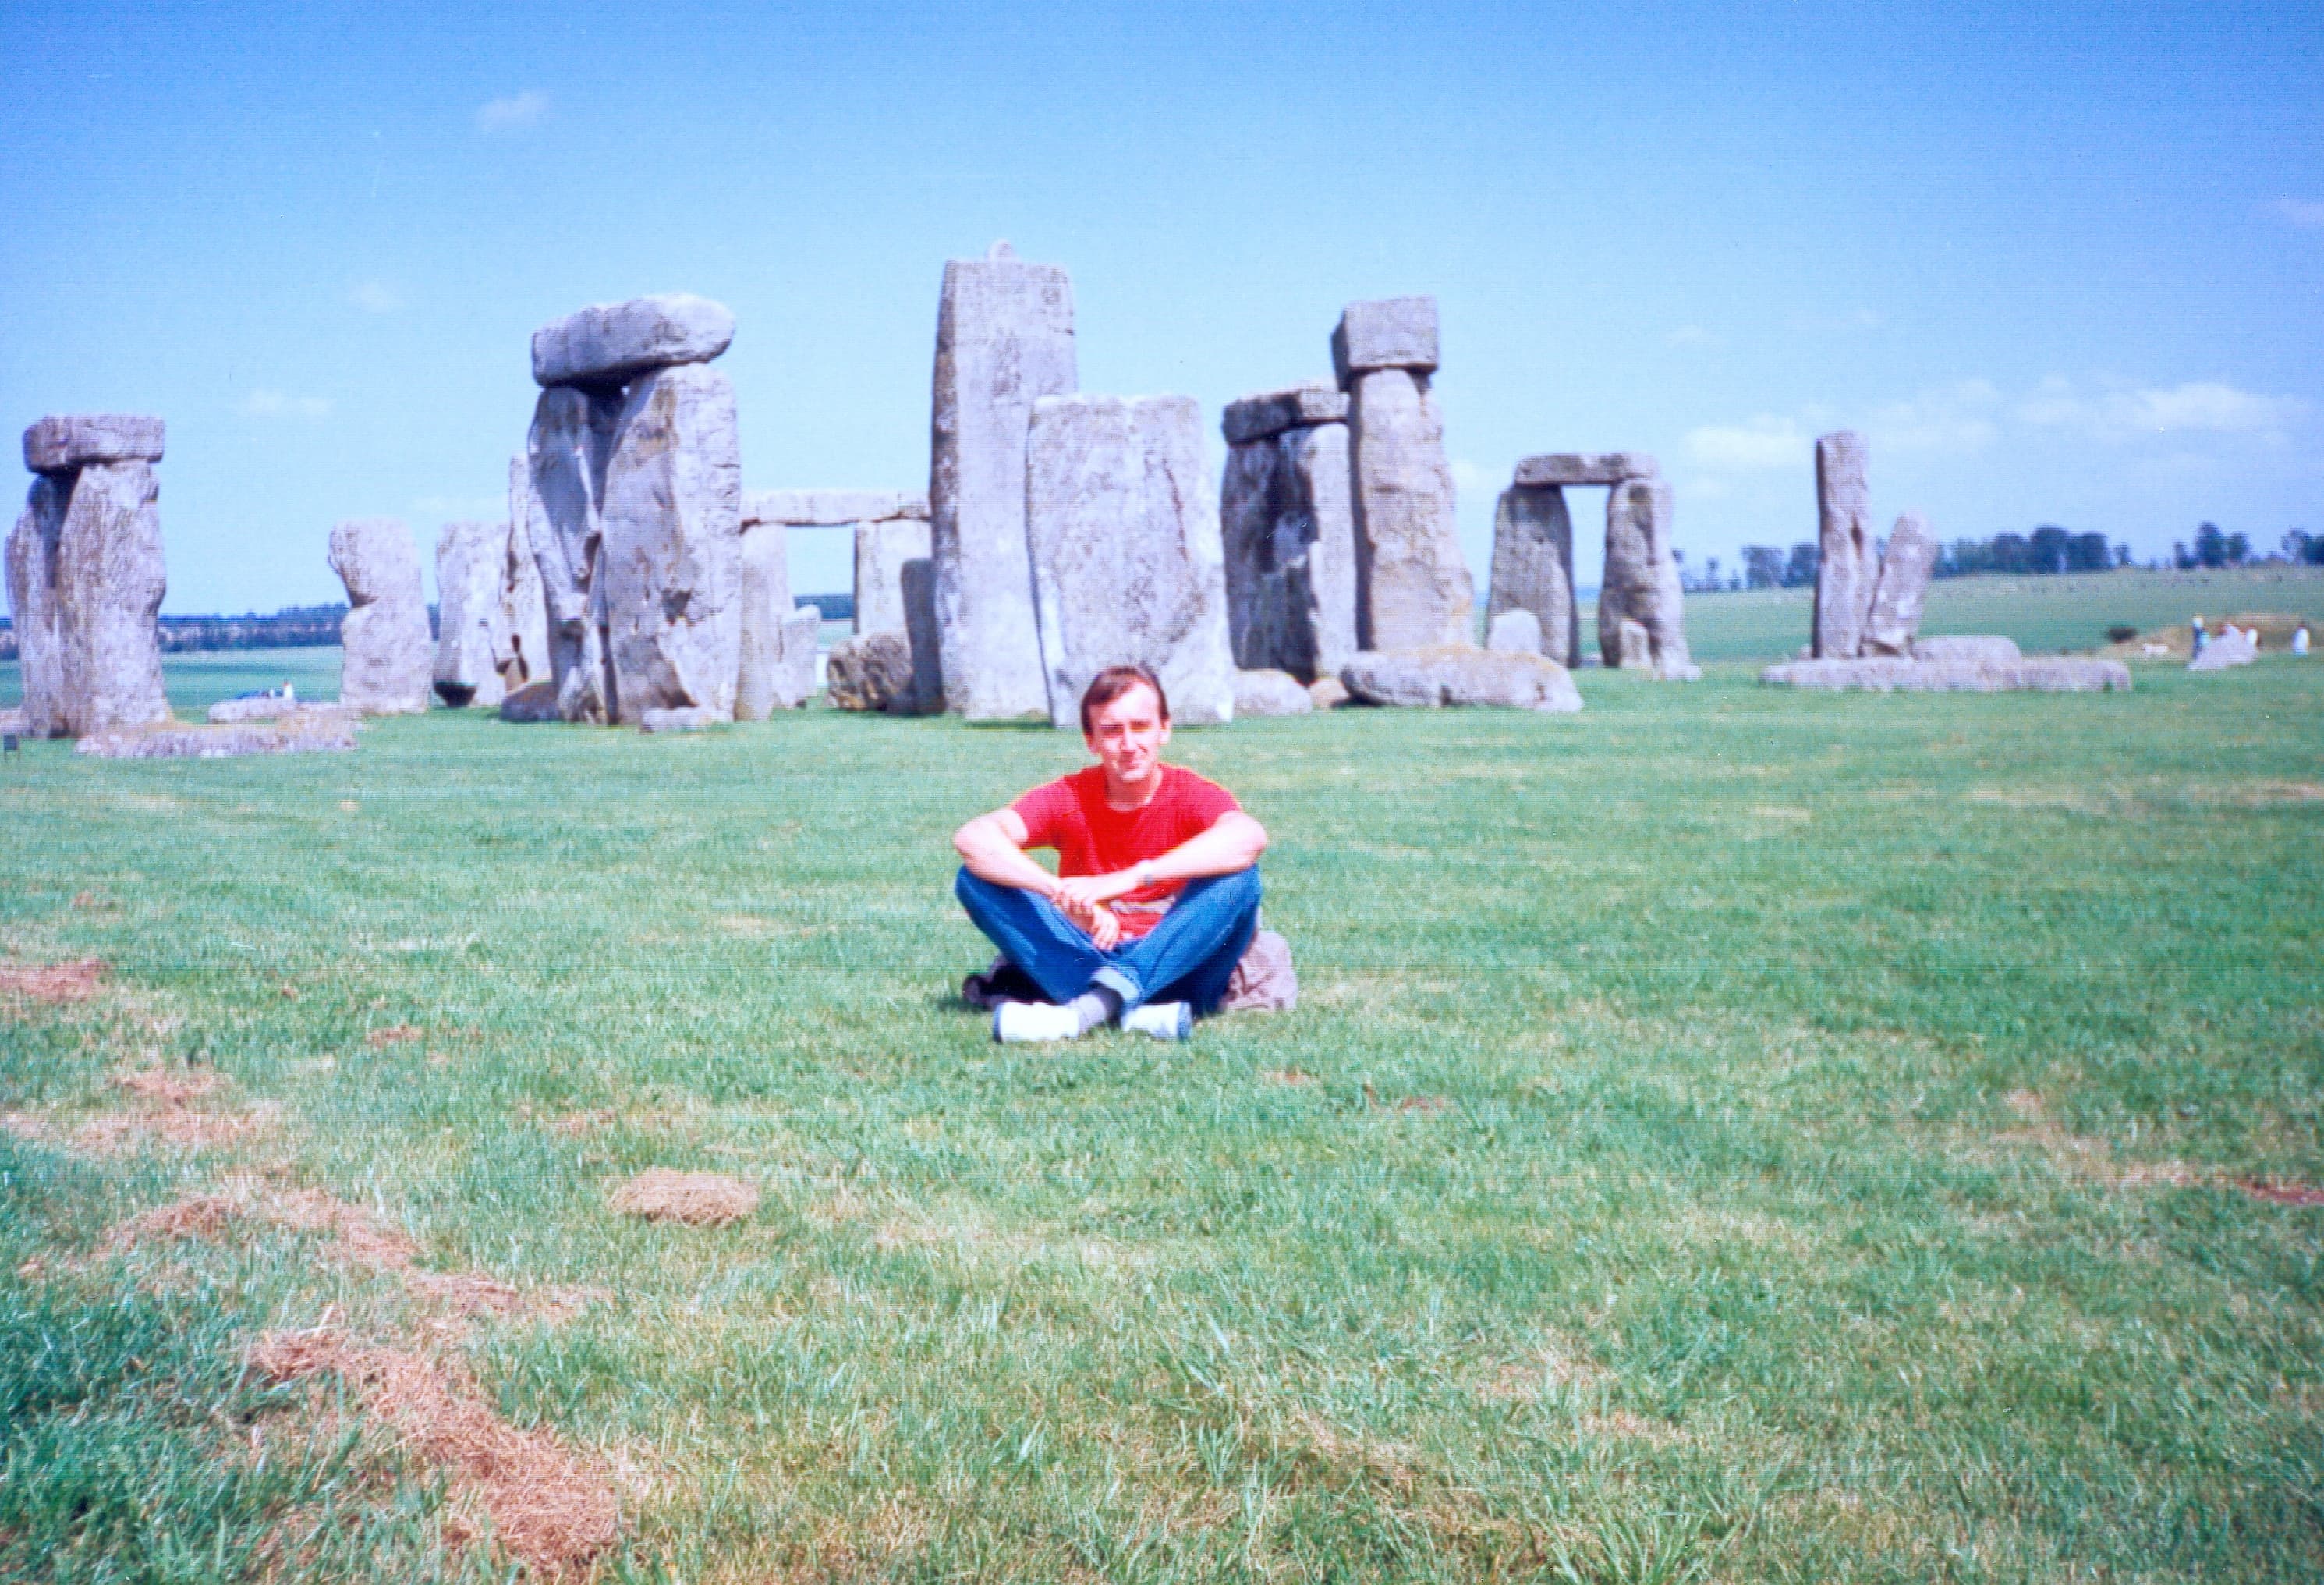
[{"x1": 955, "y1": 866, "x2": 1262, "y2": 1016}]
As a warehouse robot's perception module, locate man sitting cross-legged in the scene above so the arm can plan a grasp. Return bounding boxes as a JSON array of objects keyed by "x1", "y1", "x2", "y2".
[{"x1": 952, "y1": 663, "x2": 1268, "y2": 1043}]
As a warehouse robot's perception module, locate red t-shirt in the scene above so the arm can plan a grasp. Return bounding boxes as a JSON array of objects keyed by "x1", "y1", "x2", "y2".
[{"x1": 1011, "y1": 765, "x2": 1242, "y2": 938}]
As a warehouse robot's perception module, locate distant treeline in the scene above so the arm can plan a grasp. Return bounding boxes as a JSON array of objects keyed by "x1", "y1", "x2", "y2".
[
  {"x1": 0, "y1": 594, "x2": 862, "y2": 661},
  {"x1": 1737, "y1": 528, "x2": 2134, "y2": 590}
]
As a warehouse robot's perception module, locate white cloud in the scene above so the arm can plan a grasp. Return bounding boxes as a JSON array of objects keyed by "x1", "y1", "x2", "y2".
[
  {"x1": 239, "y1": 389, "x2": 331, "y2": 420},
  {"x1": 1449, "y1": 458, "x2": 1485, "y2": 493},
  {"x1": 476, "y1": 90, "x2": 548, "y2": 133},
  {"x1": 1685, "y1": 415, "x2": 1808, "y2": 472},
  {"x1": 2264, "y1": 197, "x2": 2324, "y2": 232},
  {"x1": 1664, "y1": 324, "x2": 1721, "y2": 348},
  {"x1": 2016, "y1": 377, "x2": 2309, "y2": 441},
  {"x1": 349, "y1": 278, "x2": 401, "y2": 314},
  {"x1": 1869, "y1": 379, "x2": 2002, "y2": 454}
]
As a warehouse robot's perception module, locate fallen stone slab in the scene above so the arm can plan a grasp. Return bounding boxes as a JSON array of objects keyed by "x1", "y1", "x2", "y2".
[
  {"x1": 1759, "y1": 658, "x2": 2132, "y2": 693},
  {"x1": 1308, "y1": 676, "x2": 1350, "y2": 710},
  {"x1": 1341, "y1": 645, "x2": 1583, "y2": 713},
  {"x1": 2188, "y1": 628, "x2": 2258, "y2": 671},
  {"x1": 75, "y1": 718, "x2": 358, "y2": 758},
  {"x1": 1911, "y1": 634, "x2": 2020, "y2": 663},
  {"x1": 23, "y1": 415, "x2": 165, "y2": 473},
  {"x1": 498, "y1": 680, "x2": 560, "y2": 722},
  {"x1": 826, "y1": 630, "x2": 915, "y2": 712},
  {"x1": 639, "y1": 706, "x2": 728, "y2": 734},
  {"x1": 1221, "y1": 382, "x2": 1349, "y2": 445},
  {"x1": 206, "y1": 696, "x2": 355, "y2": 727},
  {"x1": 1233, "y1": 668, "x2": 1313, "y2": 717},
  {"x1": 742, "y1": 488, "x2": 929, "y2": 527},
  {"x1": 1511, "y1": 452, "x2": 1658, "y2": 488},
  {"x1": 1331, "y1": 297, "x2": 1438, "y2": 388},
  {"x1": 531, "y1": 294, "x2": 735, "y2": 388}
]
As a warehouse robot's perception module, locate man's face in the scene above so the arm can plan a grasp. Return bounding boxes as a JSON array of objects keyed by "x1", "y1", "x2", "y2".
[{"x1": 1085, "y1": 683, "x2": 1171, "y2": 782}]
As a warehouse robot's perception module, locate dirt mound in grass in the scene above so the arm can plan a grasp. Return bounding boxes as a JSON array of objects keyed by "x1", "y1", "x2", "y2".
[
  {"x1": 252, "y1": 1328, "x2": 619, "y2": 1575},
  {"x1": 111, "y1": 1065, "x2": 225, "y2": 1104},
  {"x1": 1, "y1": 958, "x2": 107, "y2": 1007},
  {"x1": 2241, "y1": 1179, "x2": 2324, "y2": 1207},
  {"x1": 610, "y1": 1169, "x2": 758, "y2": 1226}
]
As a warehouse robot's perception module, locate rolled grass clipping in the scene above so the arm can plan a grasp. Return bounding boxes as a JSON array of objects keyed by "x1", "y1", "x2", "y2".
[
  {"x1": 251, "y1": 1328, "x2": 620, "y2": 1575},
  {"x1": 609, "y1": 1169, "x2": 759, "y2": 1227}
]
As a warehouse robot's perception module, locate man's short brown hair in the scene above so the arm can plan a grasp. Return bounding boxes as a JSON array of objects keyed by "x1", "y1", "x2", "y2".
[{"x1": 1079, "y1": 664, "x2": 1170, "y2": 735}]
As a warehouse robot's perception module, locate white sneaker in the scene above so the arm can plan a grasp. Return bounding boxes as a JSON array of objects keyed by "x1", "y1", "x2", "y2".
[
  {"x1": 992, "y1": 999, "x2": 1086, "y2": 1043},
  {"x1": 1120, "y1": 1001, "x2": 1193, "y2": 1041}
]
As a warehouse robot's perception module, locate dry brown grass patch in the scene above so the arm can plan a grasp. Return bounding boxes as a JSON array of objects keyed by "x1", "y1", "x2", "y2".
[
  {"x1": 102, "y1": 1193, "x2": 243, "y2": 1250},
  {"x1": 0, "y1": 957, "x2": 106, "y2": 1006},
  {"x1": 2240, "y1": 1179, "x2": 2324, "y2": 1207},
  {"x1": 549, "y1": 1108, "x2": 615, "y2": 1138},
  {"x1": 111, "y1": 1064, "x2": 225, "y2": 1104},
  {"x1": 1262, "y1": 1067, "x2": 1317, "y2": 1087},
  {"x1": 364, "y1": 1023, "x2": 423, "y2": 1048},
  {"x1": 610, "y1": 1169, "x2": 758, "y2": 1227},
  {"x1": 1989, "y1": 1094, "x2": 2205, "y2": 1191},
  {"x1": 250, "y1": 1328, "x2": 618, "y2": 1576},
  {"x1": 69, "y1": 1101, "x2": 281, "y2": 1154}
]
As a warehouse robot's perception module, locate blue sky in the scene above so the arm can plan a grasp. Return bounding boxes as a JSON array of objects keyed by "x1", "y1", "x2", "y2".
[{"x1": 2, "y1": 0, "x2": 2317, "y2": 612}]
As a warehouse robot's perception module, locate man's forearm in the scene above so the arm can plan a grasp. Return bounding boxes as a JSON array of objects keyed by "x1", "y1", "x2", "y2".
[
  {"x1": 1147, "y1": 814, "x2": 1267, "y2": 885},
  {"x1": 958, "y1": 827, "x2": 1061, "y2": 896}
]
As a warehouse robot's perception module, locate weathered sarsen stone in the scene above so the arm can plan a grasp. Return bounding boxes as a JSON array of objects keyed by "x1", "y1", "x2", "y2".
[
  {"x1": 598, "y1": 362, "x2": 742, "y2": 722},
  {"x1": 1512, "y1": 452, "x2": 1658, "y2": 488},
  {"x1": 434, "y1": 519, "x2": 508, "y2": 707},
  {"x1": 1486, "y1": 486, "x2": 1578, "y2": 668},
  {"x1": 930, "y1": 242, "x2": 1077, "y2": 719},
  {"x1": 1761, "y1": 656, "x2": 2131, "y2": 692},
  {"x1": 1218, "y1": 387, "x2": 1357, "y2": 682},
  {"x1": 737, "y1": 508, "x2": 820, "y2": 718},
  {"x1": 1026, "y1": 393, "x2": 1235, "y2": 730},
  {"x1": 6, "y1": 476, "x2": 69, "y2": 736},
  {"x1": 501, "y1": 456, "x2": 551, "y2": 691},
  {"x1": 532, "y1": 294, "x2": 735, "y2": 388},
  {"x1": 1233, "y1": 668, "x2": 1313, "y2": 718},
  {"x1": 52, "y1": 460, "x2": 172, "y2": 734},
  {"x1": 1597, "y1": 477, "x2": 1698, "y2": 679},
  {"x1": 1861, "y1": 511, "x2": 1937, "y2": 658},
  {"x1": 1486, "y1": 607, "x2": 1543, "y2": 655},
  {"x1": 827, "y1": 630, "x2": 916, "y2": 712},
  {"x1": 854, "y1": 516, "x2": 938, "y2": 713},
  {"x1": 1913, "y1": 635, "x2": 2019, "y2": 663},
  {"x1": 1335, "y1": 297, "x2": 1470, "y2": 651},
  {"x1": 526, "y1": 385, "x2": 621, "y2": 722},
  {"x1": 1813, "y1": 431, "x2": 1875, "y2": 660},
  {"x1": 23, "y1": 415, "x2": 165, "y2": 473},
  {"x1": 328, "y1": 519, "x2": 432, "y2": 714},
  {"x1": 1341, "y1": 646, "x2": 1583, "y2": 713}
]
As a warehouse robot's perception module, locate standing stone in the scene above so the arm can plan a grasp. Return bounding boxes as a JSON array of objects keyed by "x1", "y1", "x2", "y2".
[
  {"x1": 329, "y1": 519, "x2": 432, "y2": 714},
  {"x1": 1813, "y1": 431, "x2": 1875, "y2": 660},
  {"x1": 52, "y1": 462, "x2": 171, "y2": 735},
  {"x1": 434, "y1": 519, "x2": 507, "y2": 707},
  {"x1": 597, "y1": 363, "x2": 742, "y2": 723},
  {"x1": 777, "y1": 607, "x2": 820, "y2": 705},
  {"x1": 1344, "y1": 346, "x2": 1471, "y2": 650},
  {"x1": 735, "y1": 510, "x2": 794, "y2": 720},
  {"x1": 1025, "y1": 393, "x2": 1235, "y2": 730},
  {"x1": 1861, "y1": 512, "x2": 1937, "y2": 658},
  {"x1": 5, "y1": 477, "x2": 67, "y2": 736},
  {"x1": 854, "y1": 516, "x2": 938, "y2": 714},
  {"x1": 1598, "y1": 477, "x2": 1698, "y2": 679},
  {"x1": 929, "y1": 242, "x2": 1077, "y2": 719},
  {"x1": 1486, "y1": 486, "x2": 1578, "y2": 668},
  {"x1": 1218, "y1": 385, "x2": 1356, "y2": 683},
  {"x1": 501, "y1": 456, "x2": 550, "y2": 692},
  {"x1": 1486, "y1": 607, "x2": 1543, "y2": 655},
  {"x1": 526, "y1": 386, "x2": 621, "y2": 722},
  {"x1": 1331, "y1": 296, "x2": 1440, "y2": 388}
]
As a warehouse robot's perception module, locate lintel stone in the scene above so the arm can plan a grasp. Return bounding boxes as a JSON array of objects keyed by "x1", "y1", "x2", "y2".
[
  {"x1": 742, "y1": 488, "x2": 930, "y2": 527},
  {"x1": 23, "y1": 415, "x2": 165, "y2": 474},
  {"x1": 531, "y1": 293, "x2": 735, "y2": 388},
  {"x1": 1513, "y1": 452, "x2": 1659, "y2": 488},
  {"x1": 1221, "y1": 383, "x2": 1349, "y2": 445},
  {"x1": 1330, "y1": 297, "x2": 1439, "y2": 389}
]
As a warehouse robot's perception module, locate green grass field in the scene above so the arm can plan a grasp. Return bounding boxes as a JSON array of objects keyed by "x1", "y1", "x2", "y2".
[{"x1": 2, "y1": 570, "x2": 2320, "y2": 1582}]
